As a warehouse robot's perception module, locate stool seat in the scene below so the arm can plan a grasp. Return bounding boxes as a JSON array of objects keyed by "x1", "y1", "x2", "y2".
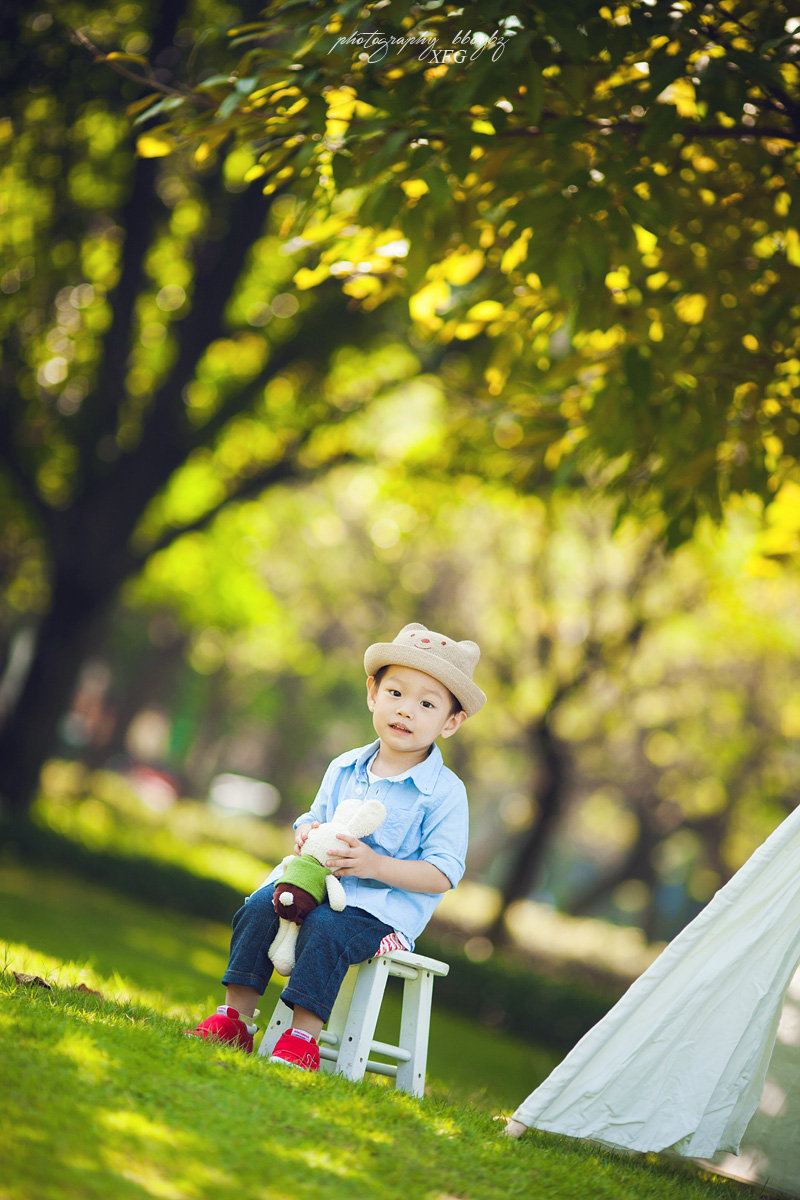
[{"x1": 257, "y1": 948, "x2": 449, "y2": 1097}]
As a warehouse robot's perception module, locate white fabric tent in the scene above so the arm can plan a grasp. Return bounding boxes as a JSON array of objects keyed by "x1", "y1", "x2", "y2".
[{"x1": 509, "y1": 803, "x2": 800, "y2": 1196}]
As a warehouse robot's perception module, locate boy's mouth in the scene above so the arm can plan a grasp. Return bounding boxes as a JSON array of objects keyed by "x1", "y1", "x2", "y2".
[{"x1": 389, "y1": 722, "x2": 411, "y2": 734}]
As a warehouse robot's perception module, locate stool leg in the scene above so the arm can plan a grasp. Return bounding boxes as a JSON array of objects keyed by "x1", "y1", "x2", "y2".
[
  {"x1": 334, "y1": 957, "x2": 390, "y2": 1082},
  {"x1": 256, "y1": 998, "x2": 293, "y2": 1058},
  {"x1": 319, "y1": 963, "x2": 359, "y2": 1075},
  {"x1": 395, "y1": 967, "x2": 434, "y2": 1097}
]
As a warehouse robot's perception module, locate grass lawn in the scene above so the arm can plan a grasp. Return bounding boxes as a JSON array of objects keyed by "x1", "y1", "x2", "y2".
[{"x1": 0, "y1": 860, "x2": 764, "y2": 1200}]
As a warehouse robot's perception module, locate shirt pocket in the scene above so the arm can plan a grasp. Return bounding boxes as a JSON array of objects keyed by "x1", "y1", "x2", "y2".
[{"x1": 372, "y1": 806, "x2": 425, "y2": 858}]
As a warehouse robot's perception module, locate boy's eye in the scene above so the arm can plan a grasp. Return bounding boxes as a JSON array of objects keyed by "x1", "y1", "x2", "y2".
[{"x1": 421, "y1": 700, "x2": 435, "y2": 709}]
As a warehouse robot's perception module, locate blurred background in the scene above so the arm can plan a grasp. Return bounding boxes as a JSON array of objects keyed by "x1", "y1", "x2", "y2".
[{"x1": 3, "y1": 0, "x2": 800, "y2": 993}]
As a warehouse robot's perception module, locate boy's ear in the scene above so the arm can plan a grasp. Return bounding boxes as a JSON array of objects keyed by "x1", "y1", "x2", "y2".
[
  {"x1": 366, "y1": 675, "x2": 377, "y2": 710},
  {"x1": 440, "y1": 709, "x2": 468, "y2": 739}
]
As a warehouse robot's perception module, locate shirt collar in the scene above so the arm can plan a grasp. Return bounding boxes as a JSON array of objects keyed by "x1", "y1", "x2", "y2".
[{"x1": 352, "y1": 739, "x2": 444, "y2": 795}]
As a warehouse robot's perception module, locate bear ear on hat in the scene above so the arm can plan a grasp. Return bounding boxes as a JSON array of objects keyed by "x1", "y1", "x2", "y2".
[{"x1": 457, "y1": 639, "x2": 480, "y2": 672}]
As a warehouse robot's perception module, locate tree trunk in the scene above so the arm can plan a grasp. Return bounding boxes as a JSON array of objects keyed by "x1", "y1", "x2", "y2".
[
  {"x1": 0, "y1": 580, "x2": 114, "y2": 815},
  {"x1": 565, "y1": 817, "x2": 661, "y2": 919},
  {"x1": 486, "y1": 716, "x2": 567, "y2": 946}
]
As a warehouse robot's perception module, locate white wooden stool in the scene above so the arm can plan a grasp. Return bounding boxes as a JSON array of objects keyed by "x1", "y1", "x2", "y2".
[{"x1": 257, "y1": 949, "x2": 449, "y2": 1097}]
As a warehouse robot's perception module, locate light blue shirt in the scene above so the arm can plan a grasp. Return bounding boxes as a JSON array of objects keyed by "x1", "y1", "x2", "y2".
[{"x1": 265, "y1": 739, "x2": 468, "y2": 948}]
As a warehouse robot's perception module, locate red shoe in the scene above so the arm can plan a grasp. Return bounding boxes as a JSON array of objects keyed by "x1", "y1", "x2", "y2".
[
  {"x1": 268, "y1": 1028, "x2": 320, "y2": 1071},
  {"x1": 186, "y1": 1005, "x2": 256, "y2": 1053}
]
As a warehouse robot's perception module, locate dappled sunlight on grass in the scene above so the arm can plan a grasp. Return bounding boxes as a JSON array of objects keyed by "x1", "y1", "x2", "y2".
[
  {"x1": 0, "y1": 863, "x2": 232, "y2": 1007},
  {"x1": 57, "y1": 1028, "x2": 118, "y2": 1082},
  {"x1": 100, "y1": 1111, "x2": 232, "y2": 1200},
  {"x1": 0, "y1": 864, "x2": 762, "y2": 1200}
]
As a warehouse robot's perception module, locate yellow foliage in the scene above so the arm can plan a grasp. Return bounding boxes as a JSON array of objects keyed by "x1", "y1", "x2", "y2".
[
  {"x1": 662, "y1": 78, "x2": 697, "y2": 116},
  {"x1": 467, "y1": 300, "x2": 505, "y2": 321},
  {"x1": 764, "y1": 435, "x2": 784, "y2": 460},
  {"x1": 324, "y1": 86, "x2": 375, "y2": 137},
  {"x1": 401, "y1": 178, "x2": 429, "y2": 199},
  {"x1": 605, "y1": 267, "x2": 629, "y2": 290},
  {"x1": 733, "y1": 382, "x2": 758, "y2": 406},
  {"x1": 325, "y1": 86, "x2": 357, "y2": 118},
  {"x1": 768, "y1": 480, "x2": 800, "y2": 527},
  {"x1": 674, "y1": 293, "x2": 707, "y2": 324},
  {"x1": 751, "y1": 480, "x2": 800, "y2": 566},
  {"x1": 753, "y1": 234, "x2": 777, "y2": 258},
  {"x1": 454, "y1": 321, "x2": 485, "y2": 339},
  {"x1": 136, "y1": 133, "x2": 174, "y2": 158},
  {"x1": 484, "y1": 364, "x2": 507, "y2": 395},
  {"x1": 646, "y1": 271, "x2": 669, "y2": 290},
  {"x1": 574, "y1": 325, "x2": 626, "y2": 352},
  {"x1": 785, "y1": 228, "x2": 800, "y2": 267},
  {"x1": 342, "y1": 275, "x2": 382, "y2": 299},
  {"x1": 544, "y1": 434, "x2": 570, "y2": 470},
  {"x1": 294, "y1": 264, "x2": 329, "y2": 290},
  {"x1": 440, "y1": 249, "x2": 485, "y2": 285},
  {"x1": 633, "y1": 224, "x2": 657, "y2": 255},
  {"x1": 500, "y1": 230, "x2": 531, "y2": 274},
  {"x1": 780, "y1": 700, "x2": 800, "y2": 738},
  {"x1": 409, "y1": 279, "x2": 448, "y2": 323}
]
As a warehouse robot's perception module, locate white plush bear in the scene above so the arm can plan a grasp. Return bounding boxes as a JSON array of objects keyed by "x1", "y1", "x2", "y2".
[{"x1": 268, "y1": 797, "x2": 386, "y2": 977}]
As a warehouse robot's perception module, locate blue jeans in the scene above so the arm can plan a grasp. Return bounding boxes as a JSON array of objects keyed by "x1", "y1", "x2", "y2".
[{"x1": 222, "y1": 883, "x2": 394, "y2": 1022}]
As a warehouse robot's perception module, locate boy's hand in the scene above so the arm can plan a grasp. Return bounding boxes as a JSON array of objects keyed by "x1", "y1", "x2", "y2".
[
  {"x1": 294, "y1": 821, "x2": 319, "y2": 855},
  {"x1": 327, "y1": 833, "x2": 378, "y2": 879}
]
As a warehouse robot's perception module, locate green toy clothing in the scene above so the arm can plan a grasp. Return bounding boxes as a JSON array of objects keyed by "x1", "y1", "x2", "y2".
[{"x1": 279, "y1": 854, "x2": 330, "y2": 903}]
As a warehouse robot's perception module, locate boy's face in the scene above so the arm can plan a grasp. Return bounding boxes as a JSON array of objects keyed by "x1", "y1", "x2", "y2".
[{"x1": 366, "y1": 665, "x2": 466, "y2": 762}]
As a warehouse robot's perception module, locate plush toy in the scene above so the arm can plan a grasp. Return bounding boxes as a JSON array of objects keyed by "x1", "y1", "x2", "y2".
[{"x1": 268, "y1": 797, "x2": 386, "y2": 976}]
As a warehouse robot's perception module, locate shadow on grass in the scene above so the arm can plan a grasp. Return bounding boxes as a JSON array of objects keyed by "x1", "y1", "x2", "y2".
[
  {"x1": 0, "y1": 861, "x2": 234, "y2": 1007},
  {"x1": 2, "y1": 978, "x2": 757, "y2": 1200},
  {"x1": 1, "y1": 981, "x2": 497, "y2": 1200},
  {"x1": 0, "y1": 858, "x2": 557, "y2": 1112}
]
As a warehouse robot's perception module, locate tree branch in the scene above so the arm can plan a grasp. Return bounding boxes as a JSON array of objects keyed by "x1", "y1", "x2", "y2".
[
  {"x1": 492, "y1": 112, "x2": 798, "y2": 146},
  {"x1": 69, "y1": 27, "x2": 216, "y2": 109},
  {"x1": 697, "y1": 12, "x2": 800, "y2": 135},
  {"x1": 130, "y1": 447, "x2": 356, "y2": 565},
  {"x1": 73, "y1": 156, "x2": 165, "y2": 484},
  {"x1": 0, "y1": 409, "x2": 52, "y2": 534},
  {"x1": 0, "y1": 337, "x2": 54, "y2": 535}
]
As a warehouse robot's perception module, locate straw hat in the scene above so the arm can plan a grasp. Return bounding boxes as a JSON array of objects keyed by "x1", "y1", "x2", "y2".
[{"x1": 364, "y1": 622, "x2": 486, "y2": 716}]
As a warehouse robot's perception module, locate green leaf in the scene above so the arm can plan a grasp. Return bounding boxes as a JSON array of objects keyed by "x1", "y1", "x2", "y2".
[
  {"x1": 104, "y1": 51, "x2": 150, "y2": 66},
  {"x1": 331, "y1": 152, "x2": 353, "y2": 190},
  {"x1": 217, "y1": 91, "x2": 242, "y2": 119},
  {"x1": 195, "y1": 74, "x2": 235, "y2": 89},
  {"x1": 525, "y1": 67, "x2": 545, "y2": 124},
  {"x1": 624, "y1": 345, "x2": 653, "y2": 400},
  {"x1": 132, "y1": 95, "x2": 188, "y2": 126},
  {"x1": 422, "y1": 165, "x2": 451, "y2": 206}
]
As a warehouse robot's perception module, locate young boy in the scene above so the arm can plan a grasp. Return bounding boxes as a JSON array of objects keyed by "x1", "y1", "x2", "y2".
[{"x1": 188, "y1": 621, "x2": 486, "y2": 1069}]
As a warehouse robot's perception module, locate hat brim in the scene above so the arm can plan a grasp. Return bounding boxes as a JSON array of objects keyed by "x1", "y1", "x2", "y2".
[{"x1": 364, "y1": 643, "x2": 486, "y2": 717}]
